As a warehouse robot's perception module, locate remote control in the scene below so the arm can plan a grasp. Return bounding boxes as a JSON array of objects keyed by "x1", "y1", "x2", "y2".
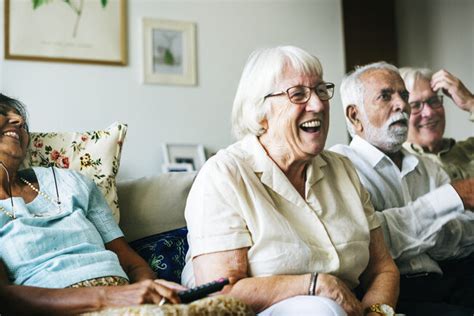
[{"x1": 178, "y1": 277, "x2": 230, "y2": 303}]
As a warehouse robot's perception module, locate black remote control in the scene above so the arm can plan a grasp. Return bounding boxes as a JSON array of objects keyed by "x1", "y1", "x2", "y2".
[{"x1": 178, "y1": 277, "x2": 230, "y2": 303}]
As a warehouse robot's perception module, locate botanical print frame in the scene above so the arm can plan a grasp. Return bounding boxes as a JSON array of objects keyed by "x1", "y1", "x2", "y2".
[
  {"x1": 162, "y1": 143, "x2": 206, "y2": 171},
  {"x1": 4, "y1": 0, "x2": 127, "y2": 65},
  {"x1": 143, "y1": 18, "x2": 197, "y2": 85}
]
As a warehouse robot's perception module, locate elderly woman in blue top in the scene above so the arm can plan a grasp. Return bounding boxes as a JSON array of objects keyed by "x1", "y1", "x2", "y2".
[
  {"x1": 181, "y1": 46, "x2": 399, "y2": 316},
  {"x1": 0, "y1": 94, "x2": 185, "y2": 314}
]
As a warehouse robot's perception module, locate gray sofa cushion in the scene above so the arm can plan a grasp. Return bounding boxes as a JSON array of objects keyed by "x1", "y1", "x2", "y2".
[{"x1": 117, "y1": 172, "x2": 196, "y2": 241}]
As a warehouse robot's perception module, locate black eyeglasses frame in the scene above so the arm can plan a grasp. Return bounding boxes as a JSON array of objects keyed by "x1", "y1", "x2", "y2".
[{"x1": 409, "y1": 95, "x2": 444, "y2": 115}]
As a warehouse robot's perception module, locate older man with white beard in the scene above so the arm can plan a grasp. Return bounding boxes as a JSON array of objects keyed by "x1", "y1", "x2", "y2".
[{"x1": 330, "y1": 62, "x2": 474, "y2": 315}]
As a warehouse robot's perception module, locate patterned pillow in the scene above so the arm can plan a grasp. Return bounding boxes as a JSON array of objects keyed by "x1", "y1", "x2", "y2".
[
  {"x1": 130, "y1": 227, "x2": 189, "y2": 284},
  {"x1": 21, "y1": 122, "x2": 127, "y2": 223}
]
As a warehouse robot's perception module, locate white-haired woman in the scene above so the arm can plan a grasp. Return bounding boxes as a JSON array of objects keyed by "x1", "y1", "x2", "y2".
[{"x1": 181, "y1": 46, "x2": 399, "y2": 316}]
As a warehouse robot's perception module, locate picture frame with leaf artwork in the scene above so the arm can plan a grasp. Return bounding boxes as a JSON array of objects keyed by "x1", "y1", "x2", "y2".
[
  {"x1": 4, "y1": 0, "x2": 127, "y2": 65},
  {"x1": 143, "y1": 18, "x2": 197, "y2": 85}
]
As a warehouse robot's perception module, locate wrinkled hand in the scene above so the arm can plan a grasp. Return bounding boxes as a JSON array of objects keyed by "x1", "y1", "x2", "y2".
[
  {"x1": 101, "y1": 279, "x2": 187, "y2": 307},
  {"x1": 451, "y1": 178, "x2": 474, "y2": 210},
  {"x1": 431, "y1": 69, "x2": 474, "y2": 112},
  {"x1": 315, "y1": 273, "x2": 363, "y2": 316}
]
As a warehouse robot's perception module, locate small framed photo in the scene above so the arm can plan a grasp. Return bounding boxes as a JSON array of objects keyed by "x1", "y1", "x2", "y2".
[
  {"x1": 161, "y1": 163, "x2": 194, "y2": 173},
  {"x1": 142, "y1": 18, "x2": 197, "y2": 85},
  {"x1": 162, "y1": 143, "x2": 206, "y2": 171}
]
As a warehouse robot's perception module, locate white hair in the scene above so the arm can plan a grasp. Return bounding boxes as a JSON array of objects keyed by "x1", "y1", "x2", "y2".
[
  {"x1": 231, "y1": 46, "x2": 323, "y2": 140},
  {"x1": 399, "y1": 67, "x2": 433, "y2": 92},
  {"x1": 340, "y1": 61, "x2": 400, "y2": 136}
]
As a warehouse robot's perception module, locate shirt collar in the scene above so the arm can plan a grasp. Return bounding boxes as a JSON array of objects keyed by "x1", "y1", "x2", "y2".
[
  {"x1": 350, "y1": 135, "x2": 419, "y2": 175},
  {"x1": 350, "y1": 135, "x2": 386, "y2": 167},
  {"x1": 240, "y1": 134, "x2": 268, "y2": 173},
  {"x1": 400, "y1": 147, "x2": 419, "y2": 176},
  {"x1": 404, "y1": 138, "x2": 455, "y2": 156},
  {"x1": 240, "y1": 134, "x2": 326, "y2": 204},
  {"x1": 306, "y1": 155, "x2": 326, "y2": 187}
]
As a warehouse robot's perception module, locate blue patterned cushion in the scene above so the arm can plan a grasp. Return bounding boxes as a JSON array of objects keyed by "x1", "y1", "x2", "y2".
[{"x1": 130, "y1": 227, "x2": 189, "y2": 283}]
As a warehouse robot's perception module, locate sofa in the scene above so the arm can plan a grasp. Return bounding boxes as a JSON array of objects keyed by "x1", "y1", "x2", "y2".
[
  {"x1": 118, "y1": 172, "x2": 196, "y2": 242},
  {"x1": 118, "y1": 172, "x2": 197, "y2": 283}
]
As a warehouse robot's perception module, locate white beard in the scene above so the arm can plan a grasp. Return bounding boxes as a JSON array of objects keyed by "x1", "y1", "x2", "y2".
[{"x1": 360, "y1": 111, "x2": 409, "y2": 153}]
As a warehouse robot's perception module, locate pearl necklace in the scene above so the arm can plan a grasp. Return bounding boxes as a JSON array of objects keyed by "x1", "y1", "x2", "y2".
[
  {"x1": 20, "y1": 177, "x2": 61, "y2": 207},
  {"x1": 0, "y1": 178, "x2": 61, "y2": 220},
  {"x1": 0, "y1": 205, "x2": 15, "y2": 219}
]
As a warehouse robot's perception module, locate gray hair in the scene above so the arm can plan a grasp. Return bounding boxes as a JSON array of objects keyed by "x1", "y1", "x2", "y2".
[
  {"x1": 231, "y1": 46, "x2": 323, "y2": 139},
  {"x1": 399, "y1": 67, "x2": 433, "y2": 92},
  {"x1": 340, "y1": 61, "x2": 399, "y2": 136}
]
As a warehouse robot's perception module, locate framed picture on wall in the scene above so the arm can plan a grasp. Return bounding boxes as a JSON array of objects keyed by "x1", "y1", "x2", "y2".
[
  {"x1": 142, "y1": 18, "x2": 197, "y2": 85},
  {"x1": 162, "y1": 143, "x2": 206, "y2": 171},
  {"x1": 4, "y1": 0, "x2": 127, "y2": 65},
  {"x1": 161, "y1": 163, "x2": 194, "y2": 173}
]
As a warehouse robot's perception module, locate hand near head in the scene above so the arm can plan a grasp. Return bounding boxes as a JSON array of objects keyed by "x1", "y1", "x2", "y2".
[
  {"x1": 431, "y1": 69, "x2": 474, "y2": 112},
  {"x1": 101, "y1": 279, "x2": 186, "y2": 307},
  {"x1": 315, "y1": 273, "x2": 363, "y2": 316},
  {"x1": 451, "y1": 178, "x2": 474, "y2": 210}
]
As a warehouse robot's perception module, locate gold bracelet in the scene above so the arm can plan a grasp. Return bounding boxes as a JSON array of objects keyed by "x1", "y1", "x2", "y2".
[{"x1": 308, "y1": 272, "x2": 318, "y2": 296}]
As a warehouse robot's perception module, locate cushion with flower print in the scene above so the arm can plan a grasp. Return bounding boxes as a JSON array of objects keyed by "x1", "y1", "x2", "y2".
[{"x1": 21, "y1": 122, "x2": 127, "y2": 223}]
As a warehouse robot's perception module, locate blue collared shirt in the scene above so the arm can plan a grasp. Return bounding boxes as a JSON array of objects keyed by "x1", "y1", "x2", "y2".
[{"x1": 0, "y1": 167, "x2": 127, "y2": 288}]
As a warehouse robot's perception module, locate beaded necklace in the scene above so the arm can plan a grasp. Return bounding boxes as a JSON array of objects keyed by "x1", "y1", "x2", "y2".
[
  {"x1": 0, "y1": 167, "x2": 61, "y2": 220},
  {"x1": 0, "y1": 205, "x2": 15, "y2": 219}
]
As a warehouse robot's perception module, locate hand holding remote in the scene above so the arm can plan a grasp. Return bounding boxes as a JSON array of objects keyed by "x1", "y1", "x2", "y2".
[{"x1": 177, "y1": 277, "x2": 230, "y2": 303}]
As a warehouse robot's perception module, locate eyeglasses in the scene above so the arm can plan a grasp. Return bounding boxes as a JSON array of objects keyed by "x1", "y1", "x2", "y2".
[
  {"x1": 264, "y1": 82, "x2": 335, "y2": 104},
  {"x1": 409, "y1": 95, "x2": 443, "y2": 115}
]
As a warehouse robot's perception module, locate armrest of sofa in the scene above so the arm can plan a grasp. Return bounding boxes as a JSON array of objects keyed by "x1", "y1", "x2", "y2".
[{"x1": 117, "y1": 172, "x2": 196, "y2": 242}]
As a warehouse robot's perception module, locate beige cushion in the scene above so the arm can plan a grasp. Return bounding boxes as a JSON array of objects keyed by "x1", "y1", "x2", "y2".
[
  {"x1": 22, "y1": 122, "x2": 127, "y2": 223},
  {"x1": 118, "y1": 172, "x2": 196, "y2": 242}
]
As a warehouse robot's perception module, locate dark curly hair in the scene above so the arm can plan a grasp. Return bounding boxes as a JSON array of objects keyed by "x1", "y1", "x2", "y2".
[{"x1": 0, "y1": 93, "x2": 29, "y2": 133}]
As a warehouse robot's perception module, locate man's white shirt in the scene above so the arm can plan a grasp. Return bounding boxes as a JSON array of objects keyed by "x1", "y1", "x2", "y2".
[{"x1": 330, "y1": 135, "x2": 474, "y2": 275}]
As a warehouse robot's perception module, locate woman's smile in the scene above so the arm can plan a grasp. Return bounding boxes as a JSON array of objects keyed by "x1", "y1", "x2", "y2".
[{"x1": 2, "y1": 130, "x2": 21, "y2": 141}]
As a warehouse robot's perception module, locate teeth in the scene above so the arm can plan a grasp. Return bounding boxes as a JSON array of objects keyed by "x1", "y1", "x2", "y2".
[
  {"x1": 419, "y1": 120, "x2": 438, "y2": 128},
  {"x1": 300, "y1": 120, "x2": 321, "y2": 128},
  {"x1": 3, "y1": 131, "x2": 19, "y2": 139}
]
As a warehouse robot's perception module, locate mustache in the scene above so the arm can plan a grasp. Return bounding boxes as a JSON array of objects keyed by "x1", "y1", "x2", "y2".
[{"x1": 387, "y1": 112, "x2": 409, "y2": 126}]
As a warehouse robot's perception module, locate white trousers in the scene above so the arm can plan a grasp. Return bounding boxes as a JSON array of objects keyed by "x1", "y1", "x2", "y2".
[{"x1": 258, "y1": 295, "x2": 347, "y2": 316}]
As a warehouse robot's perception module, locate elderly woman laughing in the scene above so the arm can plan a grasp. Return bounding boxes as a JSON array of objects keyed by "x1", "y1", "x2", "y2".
[
  {"x1": 0, "y1": 94, "x2": 187, "y2": 314},
  {"x1": 181, "y1": 46, "x2": 399, "y2": 316}
]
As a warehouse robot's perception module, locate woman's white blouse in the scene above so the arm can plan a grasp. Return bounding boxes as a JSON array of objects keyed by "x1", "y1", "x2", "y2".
[{"x1": 182, "y1": 135, "x2": 379, "y2": 289}]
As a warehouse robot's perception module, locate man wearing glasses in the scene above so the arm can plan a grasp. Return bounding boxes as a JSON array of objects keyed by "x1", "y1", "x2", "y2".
[
  {"x1": 331, "y1": 62, "x2": 474, "y2": 315},
  {"x1": 399, "y1": 68, "x2": 474, "y2": 180}
]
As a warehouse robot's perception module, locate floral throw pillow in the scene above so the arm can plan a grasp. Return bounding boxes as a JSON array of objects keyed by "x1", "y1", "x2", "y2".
[{"x1": 21, "y1": 122, "x2": 127, "y2": 223}]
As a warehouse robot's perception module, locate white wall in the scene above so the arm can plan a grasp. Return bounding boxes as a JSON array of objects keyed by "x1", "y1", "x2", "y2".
[
  {"x1": 396, "y1": 0, "x2": 474, "y2": 140},
  {"x1": 0, "y1": 0, "x2": 347, "y2": 180}
]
